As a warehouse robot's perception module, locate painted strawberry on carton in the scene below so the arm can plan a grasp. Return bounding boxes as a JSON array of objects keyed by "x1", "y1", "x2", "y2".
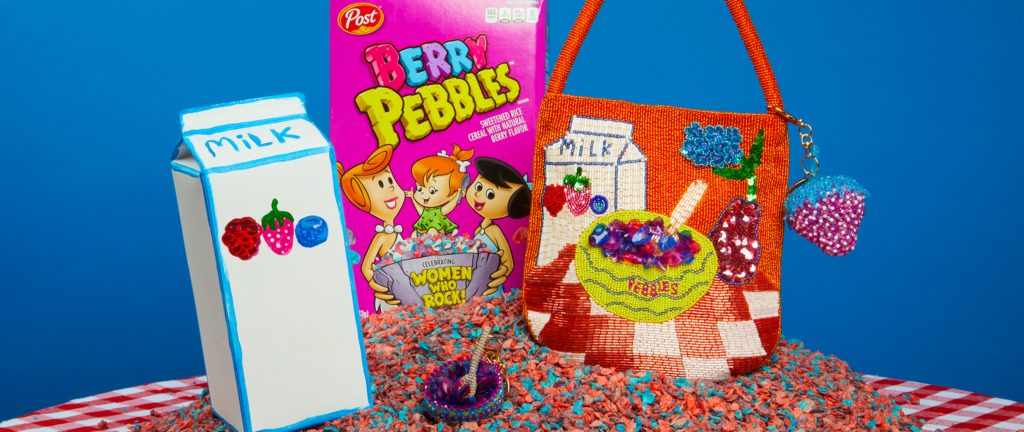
[{"x1": 261, "y1": 198, "x2": 295, "y2": 256}]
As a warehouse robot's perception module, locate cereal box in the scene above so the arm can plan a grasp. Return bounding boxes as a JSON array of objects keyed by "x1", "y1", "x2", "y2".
[{"x1": 330, "y1": 0, "x2": 547, "y2": 316}]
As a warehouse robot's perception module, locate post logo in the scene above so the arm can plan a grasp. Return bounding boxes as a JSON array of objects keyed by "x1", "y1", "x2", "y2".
[{"x1": 339, "y1": 3, "x2": 384, "y2": 35}]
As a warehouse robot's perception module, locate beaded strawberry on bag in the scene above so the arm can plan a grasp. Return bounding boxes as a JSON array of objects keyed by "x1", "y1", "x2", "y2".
[{"x1": 522, "y1": 0, "x2": 793, "y2": 381}]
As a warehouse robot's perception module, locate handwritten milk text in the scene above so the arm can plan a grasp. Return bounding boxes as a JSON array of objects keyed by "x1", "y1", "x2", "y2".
[{"x1": 204, "y1": 127, "x2": 300, "y2": 157}]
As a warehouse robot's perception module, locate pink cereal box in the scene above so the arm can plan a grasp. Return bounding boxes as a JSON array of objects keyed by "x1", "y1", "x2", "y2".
[{"x1": 330, "y1": 0, "x2": 547, "y2": 317}]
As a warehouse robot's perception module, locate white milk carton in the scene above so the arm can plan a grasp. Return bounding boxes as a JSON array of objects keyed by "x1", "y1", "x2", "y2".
[{"x1": 170, "y1": 93, "x2": 371, "y2": 432}]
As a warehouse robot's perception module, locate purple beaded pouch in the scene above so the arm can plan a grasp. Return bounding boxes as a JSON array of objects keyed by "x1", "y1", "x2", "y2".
[{"x1": 422, "y1": 326, "x2": 508, "y2": 425}]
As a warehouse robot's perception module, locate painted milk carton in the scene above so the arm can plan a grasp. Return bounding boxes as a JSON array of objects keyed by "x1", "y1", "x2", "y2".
[
  {"x1": 331, "y1": 0, "x2": 547, "y2": 316},
  {"x1": 170, "y1": 93, "x2": 371, "y2": 432}
]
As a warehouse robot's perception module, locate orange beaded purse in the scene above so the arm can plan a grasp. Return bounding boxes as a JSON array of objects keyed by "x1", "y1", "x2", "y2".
[{"x1": 523, "y1": 0, "x2": 787, "y2": 381}]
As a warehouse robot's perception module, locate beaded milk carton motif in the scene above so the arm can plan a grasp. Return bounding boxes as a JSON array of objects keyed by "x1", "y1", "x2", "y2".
[{"x1": 536, "y1": 117, "x2": 646, "y2": 266}]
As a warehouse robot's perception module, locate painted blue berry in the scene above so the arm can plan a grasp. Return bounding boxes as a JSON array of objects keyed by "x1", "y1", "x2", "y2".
[{"x1": 295, "y1": 216, "x2": 329, "y2": 248}]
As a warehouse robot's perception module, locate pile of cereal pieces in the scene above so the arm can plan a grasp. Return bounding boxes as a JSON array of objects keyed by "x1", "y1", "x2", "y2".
[
  {"x1": 375, "y1": 233, "x2": 493, "y2": 269},
  {"x1": 131, "y1": 291, "x2": 925, "y2": 432}
]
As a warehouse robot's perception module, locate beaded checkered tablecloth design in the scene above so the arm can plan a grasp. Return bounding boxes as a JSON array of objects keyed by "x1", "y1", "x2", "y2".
[
  {"x1": 0, "y1": 377, "x2": 207, "y2": 432},
  {"x1": 525, "y1": 244, "x2": 781, "y2": 382},
  {"x1": 3, "y1": 374, "x2": 1021, "y2": 432}
]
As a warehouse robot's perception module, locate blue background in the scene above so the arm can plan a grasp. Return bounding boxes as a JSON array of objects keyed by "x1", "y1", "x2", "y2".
[{"x1": 1, "y1": 0, "x2": 1021, "y2": 421}]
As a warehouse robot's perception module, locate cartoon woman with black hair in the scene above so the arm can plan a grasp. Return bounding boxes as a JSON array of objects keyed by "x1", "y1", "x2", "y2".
[{"x1": 466, "y1": 157, "x2": 531, "y2": 296}]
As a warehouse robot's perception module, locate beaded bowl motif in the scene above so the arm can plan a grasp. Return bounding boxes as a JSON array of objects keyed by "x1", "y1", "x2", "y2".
[{"x1": 422, "y1": 354, "x2": 508, "y2": 424}]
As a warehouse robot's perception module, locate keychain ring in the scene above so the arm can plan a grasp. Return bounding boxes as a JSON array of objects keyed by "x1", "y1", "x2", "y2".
[
  {"x1": 798, "y1": 123, "x2": 813, "y2": 137},
  {"x1": 801, "y1": 155, "x2": 820, "y2": 177}
]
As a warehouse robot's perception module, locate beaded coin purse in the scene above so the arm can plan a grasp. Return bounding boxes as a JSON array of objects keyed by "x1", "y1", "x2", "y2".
[
  {"x1": 423, "y1": 327, "x2": 509, "y2": 424},
  {"x1": 522, "y1": 0, "x2": 833, "y2": 382}
]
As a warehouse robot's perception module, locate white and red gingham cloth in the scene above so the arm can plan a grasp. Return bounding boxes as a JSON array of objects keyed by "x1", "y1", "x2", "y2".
[
  {"x1": 861, "y1": 375, "x2": 1024, "y2": 431},
  {"x1": 1, "y1": 375, "x2": 1021, "y2": 431},
  {"x1": 0, "y1": 377, "x2": 207, "y2": 432}
]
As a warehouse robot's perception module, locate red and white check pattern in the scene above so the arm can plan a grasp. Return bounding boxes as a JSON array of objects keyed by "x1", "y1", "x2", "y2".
[
  {"x1": 525, "y1": 244, "x2": 781, "y2": 382},
  {"x1": 2, "y1": 375, "x2": 1022, "y2": 432},
  {"x1": 863, "y1": 375, "x2": 1024, "y2": 431},
  {"x1": 0, "y1": 377, "x2": 207, "y2": 432}
]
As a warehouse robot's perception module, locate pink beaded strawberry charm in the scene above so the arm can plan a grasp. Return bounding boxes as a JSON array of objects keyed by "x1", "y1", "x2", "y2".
[
  {"x1": 785, "y1": 176, "x2": 869, "y2": 256},
  {"x1": 769, "y1": 105, "x2": 870, "y2": 257}
]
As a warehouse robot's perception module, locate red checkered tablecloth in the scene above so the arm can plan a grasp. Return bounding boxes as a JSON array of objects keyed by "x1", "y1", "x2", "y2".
[
  {"x1": 0, "y1": 377, "x2": 208, "y2": 432},
  {"x1": 861, "y1": 375, "x2": 1024, "y2": 431},
  {"x1": 2, "y1": 375, "x2": 1021, "y2": 431}
]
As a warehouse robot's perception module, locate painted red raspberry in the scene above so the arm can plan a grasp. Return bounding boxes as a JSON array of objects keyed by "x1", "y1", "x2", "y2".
[{"x1": 222, "y1": 217, "x2": 261, "y2": 260}]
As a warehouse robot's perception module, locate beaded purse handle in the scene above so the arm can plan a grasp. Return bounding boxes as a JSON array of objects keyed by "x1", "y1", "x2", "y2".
[{"x1": 549, "y1": 0, "x2": 784, "y2": 110}]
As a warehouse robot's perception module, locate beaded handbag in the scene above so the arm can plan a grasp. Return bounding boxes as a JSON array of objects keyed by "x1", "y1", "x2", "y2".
[{"x1": 523, "y1": 0, "x2": 788, "y2": 381}]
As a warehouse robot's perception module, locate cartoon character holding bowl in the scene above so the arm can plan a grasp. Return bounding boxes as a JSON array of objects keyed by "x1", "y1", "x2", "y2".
[
  {"x1": 407, "y1": 144, "x2": 474, "y2": 237},
  {"x1": 337, "y1": 145, "x2": 405, "y2": 313},
  {"x1": 466, "y1": 157, "x2": 532, "y2": 295}
]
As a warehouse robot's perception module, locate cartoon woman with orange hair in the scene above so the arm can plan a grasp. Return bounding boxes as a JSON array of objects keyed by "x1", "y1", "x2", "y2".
[
  {"x1": 337, "y1": 145, "x2": 404, "y2": 313},
  {"x1": 406, "y1": 144, "x2": 474, "y2": 236}
]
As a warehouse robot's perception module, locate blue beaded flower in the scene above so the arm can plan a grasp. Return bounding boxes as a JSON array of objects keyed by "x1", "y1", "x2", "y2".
[{"x1": 680, "y1": 122, "x2": 744, "y2": 168}]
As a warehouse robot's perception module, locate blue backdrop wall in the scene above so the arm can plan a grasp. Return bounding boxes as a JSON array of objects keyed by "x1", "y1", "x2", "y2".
[{"x1": 1, "y1": 0, "x2": 1021, "y2": 421}]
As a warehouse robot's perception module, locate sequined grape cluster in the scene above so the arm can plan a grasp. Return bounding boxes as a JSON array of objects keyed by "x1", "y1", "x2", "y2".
[
  {"x1": 588, "y1": 217, "x2": 701, "y2": 271},
  {"x1": 680, "y1": 122, "x2": 744, "y2": 169}
]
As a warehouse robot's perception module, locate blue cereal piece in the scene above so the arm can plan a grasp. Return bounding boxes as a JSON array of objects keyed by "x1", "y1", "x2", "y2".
[{"x1": 572, "y1": 399, "x2": 584, "y2": 415}]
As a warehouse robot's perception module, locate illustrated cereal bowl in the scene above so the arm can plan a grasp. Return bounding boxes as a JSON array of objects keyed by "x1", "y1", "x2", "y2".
[
  {"x1": 422, "y1": 356, "x2": 507, "y2": 425},
  {"x1": 575, "y1": 210, "x2": 718, "y2": 323}
]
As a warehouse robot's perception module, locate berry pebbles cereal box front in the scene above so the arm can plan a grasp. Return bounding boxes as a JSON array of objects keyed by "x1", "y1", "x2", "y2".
[{"x1": 331, "y1": 0, "x2": 547, "y2": 316}]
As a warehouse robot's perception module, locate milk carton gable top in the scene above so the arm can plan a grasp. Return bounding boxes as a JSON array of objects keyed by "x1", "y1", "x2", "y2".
[
  {"x1": 181, "y1": 93, "x2": 307, "y2": 133},
  {"x1": 177, "y1": 93, "x2": 327, "y2": 170}
]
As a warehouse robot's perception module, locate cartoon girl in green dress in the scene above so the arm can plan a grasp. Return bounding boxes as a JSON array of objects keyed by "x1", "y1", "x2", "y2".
[{"x1": 407, "y1": 145, "x2": 474, "y2": 236}]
